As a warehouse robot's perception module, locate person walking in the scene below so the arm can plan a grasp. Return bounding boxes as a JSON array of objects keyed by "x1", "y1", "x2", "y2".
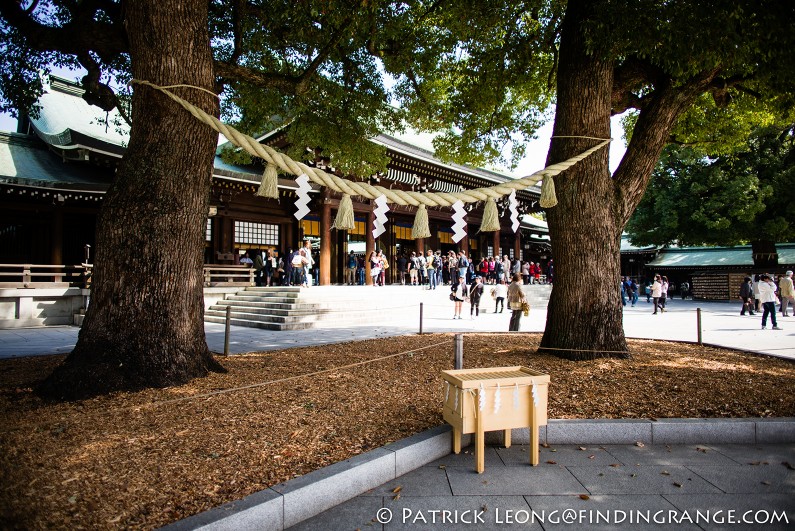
[
  {"x1": 469, "y1": 276, "x2": 484, "y2": 318},
  {"x1": 779, "y1": 270, "x2": 794, "y2": 317},
  {"x1": 758, "y1": 274, "x2": 781, "y2": 329},
  {"x1": 346, "y1": 250, "x2": 358, "y2": 285},
  {"x1": 659, "y1": 275, "x2": 670, "y2": 311},
  {"x1": 252, "y1": 250, "x2": 264, "y2": 287},
  {"x1": 630, "y1": 278, "x2": 639, "y2": 306},
  {"x1": 651, "y1": 275, "x2": 663, "y2": 314},
  {"x1": 493, "y1": 279, "x2": 507, "y2": 313},
  {"x1": 426, "y1": 249, "x2": 437, "y2": 290},
  {"x1": 409, "y1": 252, "x2": 419, "y2": 286},
  {"x1": 451, "y1": 274, "x2": 468, "y2": 319},
  {"x1": 739, "y1": 276, "x2": 755, "y2": 315},
  {"x1": 680, "y1": 280, "x2": 690, "y2": 300},
  {"x1": 457, "y1": 251, "x2": 469, "y2": 284},
  {"x1": 507, "y1": 273, "x2": 527, "y2": 331},
  {"x1": 369, "y1": 250, "x2": 381, "y2": 287}
]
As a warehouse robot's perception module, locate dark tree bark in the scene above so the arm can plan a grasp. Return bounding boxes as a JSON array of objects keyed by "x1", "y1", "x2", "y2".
[
  {"x1": 539, "y1": 0, "x2": 718, "y2": 360},
  {"x1": 539, "y1": 0, "x2": 627, "y2": 360},
  {"x1": 39, "y1": 0, "x2": 225, "y2": 399}
]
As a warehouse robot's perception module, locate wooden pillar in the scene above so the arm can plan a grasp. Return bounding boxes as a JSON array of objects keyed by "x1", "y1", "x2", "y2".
[
  {"x1": 492, "y1": 229, "x2": 500, "y2": 259},
  {"x1": 514, "y1": 230, "x2": 521, "y2": 260},
  {"x1": 417, "y1": 236, "x2": 425, "y2": 255},
  {"x1": 366, "y1": 209, "x2": 375, "y2": 285},
  {"x1": 51, "y1": 209, "x2": 63, "y2": 265},
  {"x1": 320, "y1": 194, "x2": 332, "y2": 286},
  {"x1": 461, "y1": 226, "x2": 469, "y2": 258}
]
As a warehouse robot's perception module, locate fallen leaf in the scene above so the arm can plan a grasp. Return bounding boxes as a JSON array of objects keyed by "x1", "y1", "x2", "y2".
[
  {"x1": 392, "y1": 493, "x2": 400, "y2": 501},
  {"x1": 673, "y1": 482, "x2": 682, "y2": 488},
  {"x1": 546, "y1": 460, "x2": 557, "y2": 465},
  {"x1": 579, "y1": 494, "x2": 590, "y2": 500},
  {"x1": 391, "y1": 486, "x2": 402, "y2": 494},
  {"x1": 661, "y1": 471, "x2": 670, "y2": 476},
  {"x1": 578, "y1": 447, "x2": 587, "y2": 451},
  {"x1": 635, "y1": 441, "x2": 645, "y2": 447}
]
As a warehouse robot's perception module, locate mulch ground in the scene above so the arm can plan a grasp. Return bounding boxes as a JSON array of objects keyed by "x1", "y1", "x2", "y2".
[{"x1": 1, "y1": 333, "x2": 794, "y2": 530}]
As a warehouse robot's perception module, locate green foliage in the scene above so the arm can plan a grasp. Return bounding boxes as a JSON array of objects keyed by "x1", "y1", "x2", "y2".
[
  {"x1": 385, "y1": 0, "x2": 559, "y2": 169},
  {"x1": 626, "y1": 126, "x2": 795, "y2": 246}
]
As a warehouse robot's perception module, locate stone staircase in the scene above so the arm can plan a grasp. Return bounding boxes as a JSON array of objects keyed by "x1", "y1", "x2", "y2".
[{"x1": 205, "y1": 284, "x2": 553, "y2": 331}]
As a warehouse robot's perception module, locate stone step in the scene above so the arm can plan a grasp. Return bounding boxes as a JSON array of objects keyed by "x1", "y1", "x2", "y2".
[
  {"x1": 204, "y1": 315, "x2": 314, "y2": 331},
  {"x1": 225, "y1": 295, "x2": 300, "y2": 304},
  {"x1": 213, "y1": 300, "x2": 327, "y2": 311}
]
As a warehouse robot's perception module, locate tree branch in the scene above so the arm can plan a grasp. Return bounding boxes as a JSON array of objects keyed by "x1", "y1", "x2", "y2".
[
  {"x1": 612, "y1": 68, "x2": 722, "y2": 225},
  {"x1": 611, "y1": 56, "x2": 666, "y2": 114},
  {"x1": 0, "y1": 1, "x2": 128, "y2": 61}
]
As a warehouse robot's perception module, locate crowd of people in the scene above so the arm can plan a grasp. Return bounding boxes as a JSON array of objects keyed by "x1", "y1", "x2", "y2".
[
  {"x1": 622, "y1": 271, "x2": 793, "y2": 331},
  {"x1": 241, "y1": 245, "x2": 554, "y2": 290},
  {"x1": 738, "y1": 271, "x2": 793, "y2": 330},
  {"x1": 241, "y1": 241, "x2": 320, "y2": 288},
  {"x1": 393, "y1": 250, "x2": 553, "y2": 288}
]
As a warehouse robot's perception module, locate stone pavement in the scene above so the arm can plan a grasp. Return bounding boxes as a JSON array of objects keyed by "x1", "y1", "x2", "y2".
[
  {"x1": 1, "y1": 287, "x2": 793, "y2": 360},
  {"x1": 290, "y1": 441, "x2": 795, "y2": 531}
]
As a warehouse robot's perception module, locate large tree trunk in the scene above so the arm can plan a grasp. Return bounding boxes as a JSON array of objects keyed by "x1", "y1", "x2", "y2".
[
  {"x1": 539, "y1": 0, "x2": 628, "y2": 360},
  {"x1": 39, "y1": 0, "x2": 224, "y2": 400},
  {"x1": 539, "y1": 1, "x2": 720, "y2": 361}
]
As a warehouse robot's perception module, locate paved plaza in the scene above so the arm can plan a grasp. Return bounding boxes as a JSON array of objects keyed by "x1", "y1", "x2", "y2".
[{"x1": 1, "y1": 288, "x2": 793, "y2": 360}]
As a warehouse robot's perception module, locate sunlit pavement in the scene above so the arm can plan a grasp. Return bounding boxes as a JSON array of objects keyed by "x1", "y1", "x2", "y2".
[{"x1": 0, "y1": 288, "x2": 792, "y2": 360}]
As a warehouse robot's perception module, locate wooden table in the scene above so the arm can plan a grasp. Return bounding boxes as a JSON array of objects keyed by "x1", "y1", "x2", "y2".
[{"x1": 441, "y1": 366, "x2": 549, "y2": 473}]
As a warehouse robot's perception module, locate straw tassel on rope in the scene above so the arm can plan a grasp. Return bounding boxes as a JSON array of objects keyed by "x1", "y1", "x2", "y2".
[
  {"x1": 332, "y1": 194, "x2": 356, "y2": 230},
  {"x1": 412, "y1": 204, "x2": 431, "y2": 239},
  {"x1": 479, "y1": 197, "x2": 501, "y2": 232},
  {"x1": 256, "y1": 163, "x2": 279, "y2": 199},
  {"x1": 539, "y1": 175, "x2": 558, "y2": 208}
]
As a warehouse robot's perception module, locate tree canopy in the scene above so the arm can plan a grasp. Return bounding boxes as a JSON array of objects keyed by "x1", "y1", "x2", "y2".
[{"x1": 626, "y1": 124, "x2": 795, "y2": 247}]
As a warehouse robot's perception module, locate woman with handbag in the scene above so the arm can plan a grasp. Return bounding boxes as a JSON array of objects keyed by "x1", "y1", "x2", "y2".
[
  {"x1": 507, "y1": 272, "x2": 528, "y2": 331},
  {"x1": 450, "y1": 275, "x2": 469, "y2": 319}
]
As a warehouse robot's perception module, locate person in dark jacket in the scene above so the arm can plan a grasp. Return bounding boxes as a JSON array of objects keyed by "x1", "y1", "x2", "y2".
[
  {"x1": 451, "y1": 274, "x2": 469, "y2": 319},
  {"x1": 469, "y1": 276, "x2": 484, "y2": 318},
  {"x1": 739, "y1": 276, "x2": 755, "y2": 315}
]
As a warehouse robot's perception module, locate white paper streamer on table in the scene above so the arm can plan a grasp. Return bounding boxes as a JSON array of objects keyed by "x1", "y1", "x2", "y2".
[
  {"x1": 494, "y1": 383, "x2": 501, "y2": 414},
  {"x1": 532, "y1": 383, "x2": 540, "y2": 407},
  {"x1": 451, "y1": 200, "x2": 467, "y2": 243},
  {"x1": 513, "y1": 383, "x2": 520, "y2": 410},
  {"x1": 444, "y1": 382, "x2": 450, "y2": 405},
  {"x1": 293, "y1": 174, "x2": 312, "y2": 220},
  {"x1": 478, "y1": 382, "x2": 486, "y2": 411},
  {"x1": 453, "y1": 388, "x2": 459, "y2": 413},
  {"x1": 372, "y1": 194, "x2": 389, "y2": 238},
  {"x1": 509, "y1": 190, "x2": 520, "y2": 233}
]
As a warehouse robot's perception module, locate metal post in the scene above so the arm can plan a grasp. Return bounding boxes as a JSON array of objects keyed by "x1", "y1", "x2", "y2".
[
  {"x1": 454, "y1": 333, "x2": 464, "y2": 369},
  {"x1": 419, "y1": 302, "x2": 424, "y2": 335},
  {"x1": 696, "y1": 307, "x2": 702, "y2": 345},
  {"x1": 224, "y1": 305, "x2": 232, "y2": 356}
]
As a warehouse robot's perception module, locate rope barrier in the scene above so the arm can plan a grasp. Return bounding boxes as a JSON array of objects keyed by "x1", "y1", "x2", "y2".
[{"x1": 3, "y1": 339, "x2": 454, "y2": 432}]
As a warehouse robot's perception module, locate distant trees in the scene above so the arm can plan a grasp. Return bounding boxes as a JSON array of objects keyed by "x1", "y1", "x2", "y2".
[{"x1": 626, "y1": 125, "x2": 795, "y2": 248}]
